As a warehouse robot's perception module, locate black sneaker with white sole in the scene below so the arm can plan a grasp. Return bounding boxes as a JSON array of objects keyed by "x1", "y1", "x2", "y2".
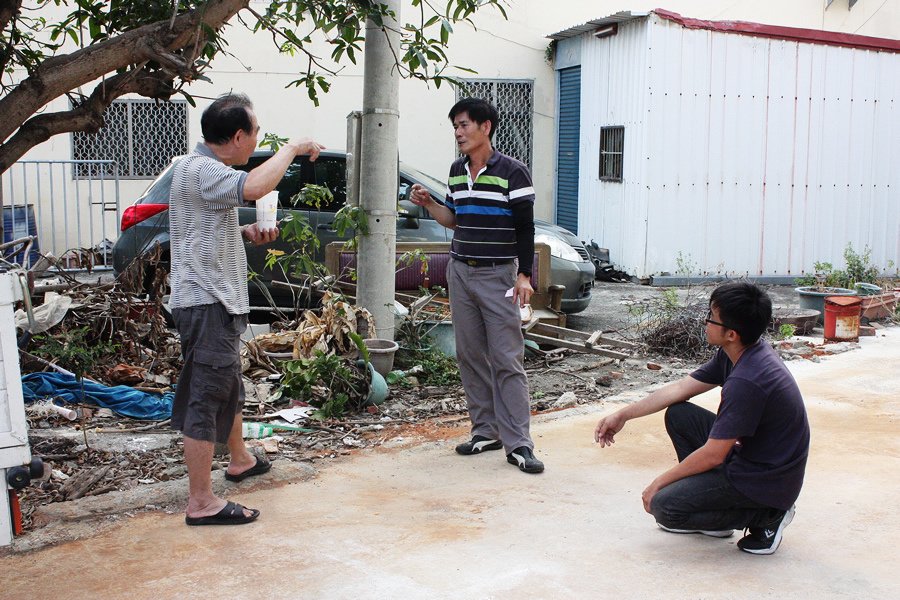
[
  {"x1": 737, "y1": 505, "x2": 796, "y2": 555},
  {"x1": 506, "y1": 446, "x2": 544, "y2": 473},
  {"x1": 657, "y1": 523, "x2": 734, "y2": 538},
  {"x1": 455, "y1": 435, "x2": 503, "y2": 456}
]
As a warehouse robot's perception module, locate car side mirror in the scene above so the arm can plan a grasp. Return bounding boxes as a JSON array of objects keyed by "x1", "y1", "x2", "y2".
[{"x1": 398, "y1": 200, "x2": 420, "y2": 229}]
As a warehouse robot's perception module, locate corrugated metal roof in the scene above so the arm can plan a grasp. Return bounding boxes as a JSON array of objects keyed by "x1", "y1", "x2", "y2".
[
  {"x1": 548, "y1": 9, "x2": 900, "y2": 53},
  {"x1": 547, "y1": 11, "x2": 649, "y2": 41}
]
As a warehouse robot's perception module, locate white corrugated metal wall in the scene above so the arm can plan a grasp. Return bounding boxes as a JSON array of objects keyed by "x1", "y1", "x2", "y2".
[
  {"x1": 577, "y1": 13, "x2": 899, "y2": 278},
  {"x1": 577, "y1": 19, "x2": 650, "y2": 275}
]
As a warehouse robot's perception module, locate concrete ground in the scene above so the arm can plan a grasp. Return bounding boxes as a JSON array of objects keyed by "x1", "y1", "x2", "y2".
[{"x1": 2, "y1": 329, "x2": 898, "y2": 599}]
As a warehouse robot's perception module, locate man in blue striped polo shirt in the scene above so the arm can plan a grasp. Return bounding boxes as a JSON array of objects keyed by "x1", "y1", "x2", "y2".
[{"x1": 410, "y1": 97, "x2": 544, "y2": 474}]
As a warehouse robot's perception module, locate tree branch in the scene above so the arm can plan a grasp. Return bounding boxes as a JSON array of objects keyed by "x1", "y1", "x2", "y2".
[
  {"x1": 0, "y1": 0, "x2": 22, "y2": 34},
  {"x1": 0, "y1": 0, "x2": 249, "y2": 146},
  {"x1": 0, "y1": 67, "x2": 175, "y2": 172}
]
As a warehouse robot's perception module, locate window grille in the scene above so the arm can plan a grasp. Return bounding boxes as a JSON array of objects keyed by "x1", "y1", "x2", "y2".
[
  {"x1": 599, "y1": 126, "x2": 624, "y2": 182},
  {"x1": 72, "y1": 99, "x2": 188, "y2": 179},
  {"x1": 456, "y1": 80, "x2": 533, "y2": 170}
]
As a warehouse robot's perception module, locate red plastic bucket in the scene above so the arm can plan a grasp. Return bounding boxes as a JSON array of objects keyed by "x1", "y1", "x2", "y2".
[{"x1": 823, "y1": 295, "x2": 862, "y2": 342}]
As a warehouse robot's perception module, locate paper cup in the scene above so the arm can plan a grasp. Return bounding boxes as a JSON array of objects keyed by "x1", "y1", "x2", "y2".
[{"x1": 256, "y1": 192, "x2": 278, "y2": 232}]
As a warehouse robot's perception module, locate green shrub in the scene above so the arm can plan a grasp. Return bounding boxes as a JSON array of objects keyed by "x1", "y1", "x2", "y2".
[{"x1": 797, "y1": 243, "x2": 881, "y2": 289}]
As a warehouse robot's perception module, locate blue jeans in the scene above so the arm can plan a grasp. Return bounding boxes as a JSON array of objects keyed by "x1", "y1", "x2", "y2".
[{"x1": 650, "y1": 402, "x2": 783, "y2": 531}]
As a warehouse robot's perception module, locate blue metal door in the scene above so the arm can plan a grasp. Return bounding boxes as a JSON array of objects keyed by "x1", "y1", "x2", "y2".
[{"x1": 556, "y1": 67, "x2": 580, "y2": 234}]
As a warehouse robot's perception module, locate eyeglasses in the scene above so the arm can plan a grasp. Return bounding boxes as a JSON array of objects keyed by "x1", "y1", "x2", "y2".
[{"x1": 705, "y1": 310, "x2": 730, "y2": 329}]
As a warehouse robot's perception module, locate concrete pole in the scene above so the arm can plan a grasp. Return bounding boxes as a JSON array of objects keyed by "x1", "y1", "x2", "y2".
[{"x1": 357, "y1": 0, "x2": 400, "y2": 340}]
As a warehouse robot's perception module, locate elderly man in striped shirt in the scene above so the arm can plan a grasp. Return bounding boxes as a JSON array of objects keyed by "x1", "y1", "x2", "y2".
[
  {"x1": 410, "y1": 97, "x2": 544, "y2": 474},
  {"x1": 169, "y1": 93, "x2": 324, "y2": 525}
]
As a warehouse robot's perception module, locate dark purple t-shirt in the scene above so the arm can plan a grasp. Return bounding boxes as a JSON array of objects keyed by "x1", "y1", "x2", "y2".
[{"x1": 691, "y1": 341, "x2": 810, "y2": 511}]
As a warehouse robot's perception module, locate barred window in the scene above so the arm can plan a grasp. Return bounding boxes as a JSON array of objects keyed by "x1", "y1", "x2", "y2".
[
  {"x1": 599, "y1": 126, "x2": 624, "y2": 182},
  {"x1": 456, "y1": 80, "x2": 533, "y2": 170},
  {"x1": 72, "y1": 99, "x2": 188, "y2": 179}
]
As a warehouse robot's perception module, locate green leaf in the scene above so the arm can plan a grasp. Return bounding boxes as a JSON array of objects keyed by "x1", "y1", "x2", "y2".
[{"x1": 348, "y1": 332, "x2": 370, "y2": 363}]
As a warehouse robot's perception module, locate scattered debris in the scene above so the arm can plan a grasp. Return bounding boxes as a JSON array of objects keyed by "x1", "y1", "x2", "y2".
[
  {"x1": 12, "y1": 263, "x2": 894, "y2": 538},
  {"x1": 552, "y1": 391, "x2": 578, "y2": 409}
]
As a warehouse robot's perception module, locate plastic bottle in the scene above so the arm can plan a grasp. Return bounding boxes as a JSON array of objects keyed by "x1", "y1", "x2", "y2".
[{"x1": 241, "y1": 422, "x2": 275, "y2": 439}]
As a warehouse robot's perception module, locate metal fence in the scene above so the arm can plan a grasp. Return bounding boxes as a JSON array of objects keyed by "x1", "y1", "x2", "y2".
[
  {"x1": 457, "y1": 79, "x2": 534, "y2": 170},
  {"x1": 71, "y1": 98, "x2": 188, "y2": 179},
  {"x1": 1, "y1": 160, "x2": 121, "y2": 270}
]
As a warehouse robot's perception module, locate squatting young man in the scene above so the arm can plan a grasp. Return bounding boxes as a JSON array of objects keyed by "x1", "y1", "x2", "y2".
[{"x1": 594, "y1": 282, "x2": 810, "y2": 554}]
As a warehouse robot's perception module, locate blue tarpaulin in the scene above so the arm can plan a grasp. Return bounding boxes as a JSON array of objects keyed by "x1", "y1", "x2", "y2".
[{"x1": 21, "y1": 372, "x2": 173, "y2": 421}]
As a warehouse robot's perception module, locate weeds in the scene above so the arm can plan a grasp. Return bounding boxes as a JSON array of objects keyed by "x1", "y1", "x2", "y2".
[
  {"x1": 796, "y1": 243, "x2": 883, "y2": 290},
  {"x1": 775, "y1": 324, "x2": 797, "y2": 340},
  {"x1": 277, "y1": 351, "x2": 369, "y2": 420},
  {"x1": 627, "y1": 284, "x2": 716, "y2": 360},
  {"x1": 31, "y1": 327, "x2": 119, "y2": 380},
  {"x1": 394, "y1": 346, "x2": 460, "y2": 387}
]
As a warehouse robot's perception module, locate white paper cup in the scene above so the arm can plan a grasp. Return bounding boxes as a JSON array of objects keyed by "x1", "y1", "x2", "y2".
[{"x1": 256, "y1": 192, "x2": 278, "y2": 232}]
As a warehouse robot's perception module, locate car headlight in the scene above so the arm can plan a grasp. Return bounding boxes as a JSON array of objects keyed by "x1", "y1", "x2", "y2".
[{"x1": 535, "y1": 233, "x2": 582, "y2": 262}]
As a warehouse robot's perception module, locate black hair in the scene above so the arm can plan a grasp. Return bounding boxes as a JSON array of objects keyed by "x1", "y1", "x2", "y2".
[
  {"x1": 448, "y1": 97, "x2": 500, "y2": 140},
  {"x1": 709, "y1": 281, "x2": 772, "y2": 345},
  {"x1": 201, "y1": 93, "x2": 254, "y2": 145}
]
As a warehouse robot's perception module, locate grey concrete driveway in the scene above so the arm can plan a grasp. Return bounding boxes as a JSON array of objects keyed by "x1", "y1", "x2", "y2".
[{"x1": 2, "y1": 329, "x2": 898, "y2": 599}]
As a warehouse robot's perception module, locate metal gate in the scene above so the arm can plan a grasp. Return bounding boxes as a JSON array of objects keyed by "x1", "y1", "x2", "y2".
[
  {"x1": 556, "y1": 66, "x2": 581, "y2": 234},
  {"x1": 457, "y1": 79, "x2": 534, "y2": 170},
  {"x1": 0, "y1": 160, "x2": 121, "y2": 270}
]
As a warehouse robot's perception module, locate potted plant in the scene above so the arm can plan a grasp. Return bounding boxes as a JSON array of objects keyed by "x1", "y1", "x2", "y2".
[{"x1": 795, "y1": 244, "x2": 877, "y2": 323}]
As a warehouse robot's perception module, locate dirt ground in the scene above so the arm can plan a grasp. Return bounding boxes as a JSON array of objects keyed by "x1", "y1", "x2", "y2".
[
  {"x1": 7, "y1": 280, "x2": 894, "y2": 551},
  {"x1": 1, "y1": 324, "x2": 898, "y2": 599}
]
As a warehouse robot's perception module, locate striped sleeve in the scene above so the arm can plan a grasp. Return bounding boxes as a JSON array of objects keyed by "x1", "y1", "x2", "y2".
[
  {"x1": 442, "y1": 167, "x2": 457, "y2": 212},
  {"x1": 507, "y1": 161, "x2": 535, "y2": 205},
  {"x1": 199, "y1": 159, "x2": 248, "y2": 210}
]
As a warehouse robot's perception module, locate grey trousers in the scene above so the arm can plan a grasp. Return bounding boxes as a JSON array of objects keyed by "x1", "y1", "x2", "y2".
[{"x1": 447, "y1": 259, "x2": 533, "y2": 452}]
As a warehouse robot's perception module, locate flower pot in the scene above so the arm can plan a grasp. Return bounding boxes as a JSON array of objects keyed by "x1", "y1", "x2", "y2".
[
  {"x1": 771, "y1": 307, "x2": 820, "y2": 335},
  {"x1": 363, "y1": 338, "x2": 399, "y2": 376},
  {"x1": 795, "y1": 287, "x2": 857, "y2": 324},
  {"x1": 859, "y1": 292, "x2": 897, "y2": 321},
  {"x1": 363, "y1": 361, "x2": 388, "y2": 406},
  {"x1": 424, "y1": 320, "x2": 456, "y2": 357}
]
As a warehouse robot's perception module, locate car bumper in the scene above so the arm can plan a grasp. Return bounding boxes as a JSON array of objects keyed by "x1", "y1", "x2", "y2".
[{"x1": 550, "y1": 257, "x2": 594, "y2": 314}]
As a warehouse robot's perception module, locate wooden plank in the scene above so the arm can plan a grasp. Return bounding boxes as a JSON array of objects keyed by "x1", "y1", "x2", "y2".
[
  {"x1": 523, "y1": 317, "x2": 542, "y2": 332},
  {"x1": 585, "y1": 331, "x2": 602, "y2": 346},
  {"x1": 596, "y1": 335, "x2": 639, "y2": 350},
  {"x1": 523, "y1": 332, "x2": 630, "y2": 360},
  {"x1": 531, "y1": 323, "x2": 590, "y2": 340},
  {"x1": 409, "y1": 294, "x2": 433, "y2": 314}
]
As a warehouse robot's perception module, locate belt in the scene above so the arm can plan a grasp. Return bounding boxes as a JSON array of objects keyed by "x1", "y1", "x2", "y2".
[{"x1": 461, "y1": 258, "x2": 514, "y2": 267}]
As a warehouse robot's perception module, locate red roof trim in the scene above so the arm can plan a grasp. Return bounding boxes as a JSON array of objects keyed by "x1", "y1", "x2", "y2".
[{"x1": 654, "y1": 8, "x2": 900, "y2": 53}]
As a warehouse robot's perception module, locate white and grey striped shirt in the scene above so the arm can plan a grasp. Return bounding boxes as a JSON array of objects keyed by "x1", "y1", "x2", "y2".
[{"x1": 168, "y1": 143, "x2": 250, "y2": 315}]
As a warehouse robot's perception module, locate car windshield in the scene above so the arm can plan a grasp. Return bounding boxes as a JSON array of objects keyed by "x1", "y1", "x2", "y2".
[{"x1": 400, "y1": 161, "x2": 446, "y2": 196}]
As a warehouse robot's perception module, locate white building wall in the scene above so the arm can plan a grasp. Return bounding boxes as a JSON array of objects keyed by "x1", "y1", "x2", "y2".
[
  {"x1": 576, "y1": 13, "x2": 900, "y2": 278},
  {"x1": 5, "y1": 1, "x2": 897, "y2": 260},
  {"x1": 577, "y1": 20, "x2": 650, "y2": 275}
]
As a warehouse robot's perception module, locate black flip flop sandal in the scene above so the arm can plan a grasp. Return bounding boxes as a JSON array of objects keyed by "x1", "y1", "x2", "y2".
[
  {"x1": 224, "y1": 454, "x2": 272, "y2": 482},
  {"x1": 185, "y1": 501, "x2": 260, "y2": 526}
]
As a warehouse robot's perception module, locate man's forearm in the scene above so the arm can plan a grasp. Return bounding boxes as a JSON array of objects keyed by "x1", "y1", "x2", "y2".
[
  {"x1": 648, "y1": 438, "x2": 734, "y2": 499},
  {"x1": 423, "y1": 200, "x2": 457, "y2": 229},
  {"x1": 620, "y1": 379, "x2": 697, "y2": 422},
  {"x1": 243, "y1": 143, "x2": 299, "y2": 200},
  {"x1": 653, "y1": 447, "x2": 723, "y2": 490}
]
